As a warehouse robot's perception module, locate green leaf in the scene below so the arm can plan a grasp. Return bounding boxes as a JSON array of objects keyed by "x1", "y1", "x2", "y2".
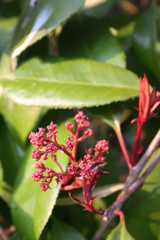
[
  {"x1": 11, "y1": 117, "x2": 72, "y2": 240},
  {"x1": 0, "y1": 17, "x2": 17, "y2": 57},
  {"x1": 57, "y1": 183, "x2": 124, "y2": 206},
  {"x1": 107, "y1": 221, "x2": 134, "y2": 240},
  {"x1": 0, "y1": 115, "x2": 24, "y2": 187},
  {"x1": 133, "y1": 2, "x2": 160, "y2": 81},
  {"x1": 0, "y1": 97, "x2": 42, "y2": 144},
  {"x1": 125, "y1": 149, "x2": 160, "y2": 240},
  {"x1": 10, "y1": 0, "x2": 85, "y2": 62},
  {"x1": 0, "y1": 58, "x2": 139, "y2": 108},
  {"x1": 59, "y1": 19, "x2": 126, "y2": 68},
  {"x1": 50, "y1": 218, "x2": 86, "y2": 240}
]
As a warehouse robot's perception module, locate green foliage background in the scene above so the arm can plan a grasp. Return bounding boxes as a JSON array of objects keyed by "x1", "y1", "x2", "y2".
[{"x1": 0, "y1": 0, "x2": 160, "y2": 239}]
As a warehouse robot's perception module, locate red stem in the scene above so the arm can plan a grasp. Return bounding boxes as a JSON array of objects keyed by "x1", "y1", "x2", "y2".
[
  {"x1": 131, "y1": 123, "x2": 142, "y2": 166},
  {"x1": 54, "y1": 142, "x2": 75, "y2": 163},
  {"x1": 52, "y1": 156, "x2": 64, "y2": 173},
  {"x1": 114, "y1": 209, "x2": 125, "y2": 222},
  {"x1": 115, "y1": 128, "x2": 131, "y2": 169},
  {"x1": 61, "y1": 184, "x2": 81, "y2": 191},
  {"x1": 72, "y1": 127, "x2": 80, "y2": 160},
  {"x1": 92, "y1": 152, "x2": 103, "y2": 162}
]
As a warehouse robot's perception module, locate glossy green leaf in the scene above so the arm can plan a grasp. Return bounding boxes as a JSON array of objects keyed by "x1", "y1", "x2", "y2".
[
  {"x1": 57, "y1": 183, "x2": 124, "y2": 206},
  {"x1": 0, "y1": 17, "x2": 17, "y2": 57},
  {"x1": 107, "y1": 221, "x2": 134, "y2": 240},
  {"x1": 0, "y1": 58, "x2": 139, "y2": 108},
  {"x1": 59, "y1": 19, "x2": 126, "y2": 68},
  {"x1": 50, "y1": 218, "x2": 86, "y2": 240},
  {"x1": 0, "y1": 115, "x2": 24, "y2": 187},
  {"x1": 11, "y1": 117, "x2": 71, "y2": 240},
  {"x1": 125, "y1": 149, "x2": 160, "y2": 239},
  {"x1": 0, "y1": 97, "x2": 42, "y2": 144},
  {"x1": 10, "y1": 0, "x2": 85, "y2": 62},
  {"x1": 133, "y1": 2, "x2": 160, "y2": 81}
]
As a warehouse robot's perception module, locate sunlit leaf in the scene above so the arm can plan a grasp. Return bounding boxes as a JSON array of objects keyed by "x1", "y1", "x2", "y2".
[
  {"x1": 11, "y1": 116, "x2": 72, "y2": 239},
  {"x1": 0, "y1": 97, "x2": 42, "y2": 145},
  {"x1": 0, "y1": 57, "x2": 139, "y2": 108}
]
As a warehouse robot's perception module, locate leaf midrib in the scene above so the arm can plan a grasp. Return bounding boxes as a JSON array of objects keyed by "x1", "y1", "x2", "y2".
[{"x1": 1, "y1": 75, "x2": 139, "y2": 90}]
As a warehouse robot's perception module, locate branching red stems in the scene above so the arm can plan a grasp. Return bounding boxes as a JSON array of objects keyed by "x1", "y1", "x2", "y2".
[
  {"x1": 29, "y1": 111, "x2": 109, "y2": 215},
  {"x1": 114, "y1": 74, "x2": 160, "y2": 168},
  {"x1": 93, "y1": 74, "x2": 160, "y2": 239}
]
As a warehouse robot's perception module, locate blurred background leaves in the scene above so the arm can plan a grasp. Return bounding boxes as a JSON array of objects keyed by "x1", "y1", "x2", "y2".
[{"x1": 0, "y1": 0, "x2": 159, "y2": 239}]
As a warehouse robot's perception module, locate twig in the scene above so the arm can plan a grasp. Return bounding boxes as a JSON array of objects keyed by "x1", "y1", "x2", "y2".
[
  {"x1": 92, "y1": 216, "x2": 114, "y2": 240},
  {"x1": 92, "y1": 130, "x2": 160, "y2": 240},
  {"x1": 122, "y1": 128, "x2": 160, "y2": 193},
  {"x1": 136, "y1": 129, "x2": 160, "y2": 175},
  {"x1": 103, "y1": 150, "x2": 160, "y2": 220},
  {"x1": 104, "y1": 151, "x2": 160, "y2": 219},
  {"x1": 93, "y1": 151, "x2": 160, "y2": 240}
]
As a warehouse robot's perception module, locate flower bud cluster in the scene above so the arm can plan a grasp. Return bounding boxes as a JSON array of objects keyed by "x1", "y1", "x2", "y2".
[{"x1": 29, "y1": 111, "x2": 109, "y2": 215}]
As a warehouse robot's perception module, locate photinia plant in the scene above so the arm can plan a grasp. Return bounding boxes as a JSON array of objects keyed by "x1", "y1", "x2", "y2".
[
  {"x1": 0, "y1": 1, "x2": 160, "y2": 239},
  {"x1": 29, "y1": 75, "x2": 160, "y2": 230}
]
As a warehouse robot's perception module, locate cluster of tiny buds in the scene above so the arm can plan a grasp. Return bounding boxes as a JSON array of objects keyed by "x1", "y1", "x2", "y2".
[
  {"x1": 74, "y1": 111, "x2": 90, "y2": 128},
  {"x1": 29, "y1": 111, "x2": 109, "y2": 214},
  {"x1": 32, "y1": 162, "x2": 56, "y2": 191}
]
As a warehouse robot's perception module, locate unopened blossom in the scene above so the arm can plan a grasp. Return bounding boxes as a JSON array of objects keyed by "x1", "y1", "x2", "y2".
[
  {"x1": 74, "y1": 111, "x2": 90, "y2": 128},
  {"x1": 132, "y1": 74, "x2": 160, "y2": 126},
  {"x1": 29, "y1": 111, "x2": 109, "y2": 214},
  {"x1": 95, "y1": 140, "x2": 109, "y2": 154},
  {"x1": 131, "y1": 74, "x2": 160, "y2": 166}
]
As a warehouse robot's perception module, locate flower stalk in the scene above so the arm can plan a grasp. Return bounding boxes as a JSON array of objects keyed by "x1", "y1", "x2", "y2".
[
  {"x1": 131, "y1": 74, "x2": 160, "y2": 166},
  {"x1": 29, "y1": 111, "x2": 109, "y2": 215}
]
